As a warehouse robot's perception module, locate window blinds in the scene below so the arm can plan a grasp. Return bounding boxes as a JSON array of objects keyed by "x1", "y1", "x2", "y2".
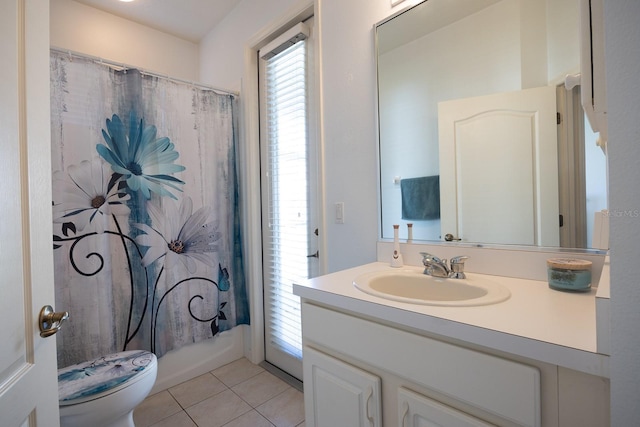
[{"x1": 262, "y1": 38, "x2": 309, "y2": 360}]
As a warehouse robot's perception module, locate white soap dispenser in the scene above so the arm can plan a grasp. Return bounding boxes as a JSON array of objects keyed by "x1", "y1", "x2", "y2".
[{"x1": 391, "y1": 224, "x2": 404, "y2": 267}]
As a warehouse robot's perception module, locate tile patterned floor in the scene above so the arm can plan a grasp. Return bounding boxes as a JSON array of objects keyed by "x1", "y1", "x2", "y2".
[{"x1": 133, "y1": 358, "x2": 306, "y2": 427}]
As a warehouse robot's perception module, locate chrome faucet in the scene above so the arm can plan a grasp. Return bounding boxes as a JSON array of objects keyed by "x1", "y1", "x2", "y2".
[
  {"x1": 420, "y1": 252, "x2": 469, "y2": 279},
  {"x1": 420, "y1": 252, "x2": 450, "y2": 278}
]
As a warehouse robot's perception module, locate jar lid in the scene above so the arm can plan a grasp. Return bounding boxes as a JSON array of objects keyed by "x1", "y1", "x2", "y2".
[{"x1": 547, "y1": 258, "x2": 592, "y2": 271}]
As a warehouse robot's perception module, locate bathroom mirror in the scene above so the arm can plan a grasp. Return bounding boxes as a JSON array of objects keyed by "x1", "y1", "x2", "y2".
[{"x1": 376, "y1": 0, "x2": 607, "y2": 248}]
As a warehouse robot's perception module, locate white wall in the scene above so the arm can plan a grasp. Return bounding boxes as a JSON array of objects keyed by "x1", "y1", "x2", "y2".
[
  {"x1": 50, "y1": 0, "x2": 199, "y2": 81},
  {"x1": 198, "y1": 0, "x2": 302, "y2": 92},
  {"x1": 604, "y1": 0, "x2": 640, "y2": 424},
  {"x1": 545, "y1": 0, "x2": 580, "y2": 83},
  {"x1": 315, "y1": 0, "x2": 397, "y2": 272}
]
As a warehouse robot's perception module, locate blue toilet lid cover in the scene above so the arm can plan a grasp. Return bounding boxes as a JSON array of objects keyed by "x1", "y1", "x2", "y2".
[{"x1": 58, "y1": 350, "x2": 156, "y2": 402}]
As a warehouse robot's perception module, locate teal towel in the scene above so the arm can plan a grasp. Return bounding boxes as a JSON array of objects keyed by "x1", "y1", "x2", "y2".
[{"x1": 401, "y1": 176, "x2": 440, "y2": 220}]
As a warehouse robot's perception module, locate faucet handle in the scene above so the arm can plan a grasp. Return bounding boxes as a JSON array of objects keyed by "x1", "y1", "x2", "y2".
[
  {"x1": 420, "y1": 252, "x2": 443, "y2": 265},
  {"x1": 449, "y1": 256, "x2": 469, "y2": 279},
  {"x1": 450, "y1": 255, "x2": 469, "y2": 265}
]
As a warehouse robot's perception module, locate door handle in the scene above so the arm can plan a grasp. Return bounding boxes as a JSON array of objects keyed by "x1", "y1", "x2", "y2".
[
  {"x1": 400, "y1": 401, "x2": 409, "y2": 427},
  {"x1": 307, "y1": 250, "x2": 319, "y2": 258},
  {"x1": 39, "y1": 305, "x2": 69, "y2": 338},
  {"x1": 365, "y1": 387, "x2": 375, "y2": 426}
]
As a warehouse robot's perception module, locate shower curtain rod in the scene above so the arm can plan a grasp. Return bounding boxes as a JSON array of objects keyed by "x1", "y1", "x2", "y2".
[{"x1": 50, "y1": 46, "x2": 239, "y2": 97}]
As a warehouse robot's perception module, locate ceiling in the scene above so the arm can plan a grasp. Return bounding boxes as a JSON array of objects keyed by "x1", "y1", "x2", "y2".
[
  {"x1": 377, "y1": 0, "x2": 500, "y2": 54},
  {"x1": 73, "y1": 0, "x2": 243, "y2": 42}
]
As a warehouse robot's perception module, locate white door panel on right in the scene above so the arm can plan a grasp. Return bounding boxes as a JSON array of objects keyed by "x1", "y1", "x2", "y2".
[{"x1": 438, "y1": 86, "x2": 558, "y2": 246}]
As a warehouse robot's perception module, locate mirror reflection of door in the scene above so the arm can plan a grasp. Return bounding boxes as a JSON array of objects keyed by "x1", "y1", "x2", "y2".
[
  {"x1": 438, "y1": 86, "x2": 559, "y2": 246},
  {"x1": 376, "y1": 0, "x2": 611, "y2": 247}
]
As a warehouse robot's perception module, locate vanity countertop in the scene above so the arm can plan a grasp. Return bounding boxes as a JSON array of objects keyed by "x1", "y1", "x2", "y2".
[{"x1": 293, "y1": 262, "x2": 609, "y2": 378}]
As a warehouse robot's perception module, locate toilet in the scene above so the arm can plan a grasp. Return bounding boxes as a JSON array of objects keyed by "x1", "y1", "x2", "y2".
[{"x1": 58, "y1": 350, "x2": 157, "y2": 427}]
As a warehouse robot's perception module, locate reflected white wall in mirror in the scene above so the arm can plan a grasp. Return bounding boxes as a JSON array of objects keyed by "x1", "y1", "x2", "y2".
[{"x1": 376, "y1": 0, "x2": 607, "y2": 249}]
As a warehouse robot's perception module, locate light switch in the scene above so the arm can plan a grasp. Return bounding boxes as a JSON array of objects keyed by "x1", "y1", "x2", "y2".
[{"x1": 335, "y1": 202, "x2": 345, "y2": 224}]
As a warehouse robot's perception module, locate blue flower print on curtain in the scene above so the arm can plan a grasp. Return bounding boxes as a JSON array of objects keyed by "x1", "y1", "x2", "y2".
[
  {"x1": 50, "y1": 51, "x2": 249, "y2": 367},
  {"x1": 98, "y1": 113, "x2": 185, "y2": 200},
  {"x1": 52, "y1": 112, "x2": 245, "y2": 363}
]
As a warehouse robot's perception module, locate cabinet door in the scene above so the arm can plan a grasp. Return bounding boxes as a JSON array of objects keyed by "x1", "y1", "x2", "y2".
[
  {"x1": 303, "y1": 346, "x2": 382, "y2": 427},
  {"x1": 398, "y1": 387, "x2": 494, "y2": 427}
]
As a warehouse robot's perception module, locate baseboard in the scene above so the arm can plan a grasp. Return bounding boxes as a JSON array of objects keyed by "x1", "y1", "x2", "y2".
[{"x1": 151, "y1": 326, "x2": 245, "y2": 394}]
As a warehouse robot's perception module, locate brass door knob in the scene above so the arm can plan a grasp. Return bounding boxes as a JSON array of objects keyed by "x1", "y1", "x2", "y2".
[{"x1": 39, "y1": 305, "x2": 69, "y2": 338}]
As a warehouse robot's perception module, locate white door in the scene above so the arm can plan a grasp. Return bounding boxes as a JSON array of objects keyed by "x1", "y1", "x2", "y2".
[
  {"x1": 303, "y1": 346, "x2": 381, "y2": 427},
  {"x1": 438, "y1": 86, "x2": 559, "y2": 246},
  {"x1": 259, "y1": 17, "x2": 318, "y2": 380},
  {"x1": 0, "y1": 1, "x2": 60, "y2": 426}
]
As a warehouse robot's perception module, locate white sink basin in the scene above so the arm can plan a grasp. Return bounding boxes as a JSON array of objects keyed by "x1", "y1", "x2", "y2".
[{"x1": 353, "y1": 268, "x2": 510, "y2": 307}]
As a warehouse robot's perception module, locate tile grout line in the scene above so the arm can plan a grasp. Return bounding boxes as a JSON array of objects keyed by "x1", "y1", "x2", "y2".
[
  {"x1": 140, "y1": 358, "x2": 305, "y2": 427},
  {"x1": 185, "y1": 383, "x2": 296, "y2": 427}
]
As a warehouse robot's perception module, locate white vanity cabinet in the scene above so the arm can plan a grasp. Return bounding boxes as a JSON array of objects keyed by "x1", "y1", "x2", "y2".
[
  {"x1": 303, "y1": 346, "x2": 382, "y2": 427},
  {"x1": 301, "y1": 301, "x2": 610, "y2": 427},
  {"x1": 303, "y1": 343, "x2": 495, "y2": 427}
]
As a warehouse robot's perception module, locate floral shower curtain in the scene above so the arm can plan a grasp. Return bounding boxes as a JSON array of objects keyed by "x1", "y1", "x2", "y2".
[{"x1": 50, "y1": 51, "x2": 249, "y2": 368}]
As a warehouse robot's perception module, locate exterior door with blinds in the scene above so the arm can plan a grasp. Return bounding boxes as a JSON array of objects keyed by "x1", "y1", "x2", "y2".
[{"x1": 259, "y1": 18, "x2": 318, "y2": 380}]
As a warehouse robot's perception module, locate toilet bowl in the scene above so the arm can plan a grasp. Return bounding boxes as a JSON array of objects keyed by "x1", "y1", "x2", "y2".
[{"x1": 58, "y1": 350, "x2": 157, "y2": 427}]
